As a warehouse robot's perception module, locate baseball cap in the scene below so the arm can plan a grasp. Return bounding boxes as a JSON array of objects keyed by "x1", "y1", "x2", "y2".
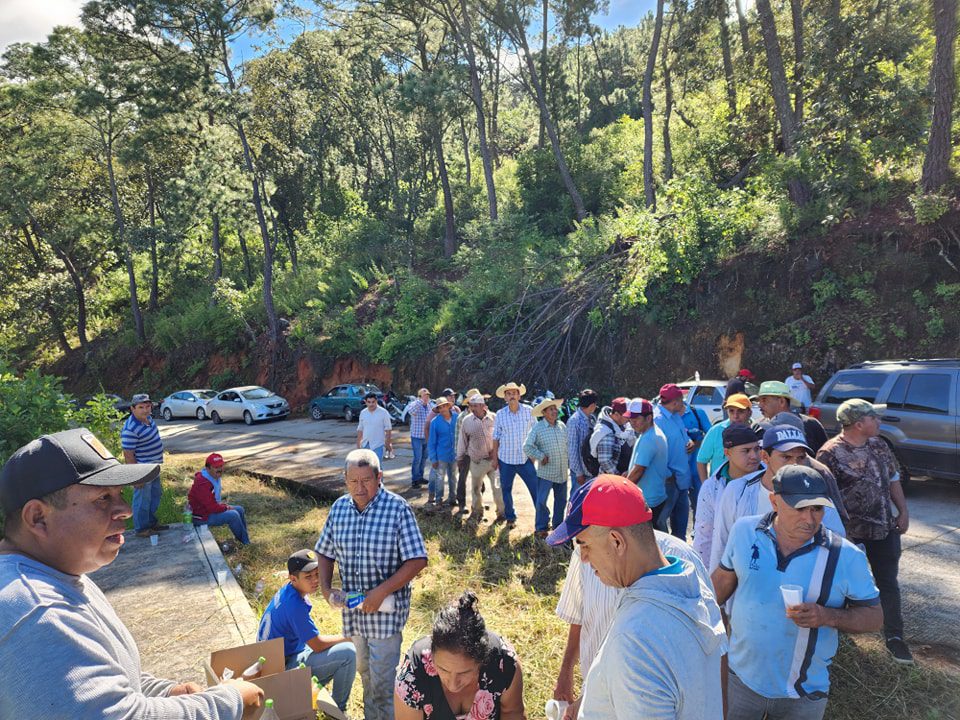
[
  {"x1": 131, "y1": 393, "x2": 152, "y2": 404},
  {"x1": 287, "y1": 549, "x2": 320, "y2": 574},
  {"x1": 0, "y1": 428, "x2": 160, "y2": 513},
  {"x1": 724, "y1": 393, "x2": 752, "y2": 411},
  {"x1": 791, "y1": 362, "x2": 803, "y2": 370},
  {"x1": 441, "y1": 388, "x2": 456, "y2": 397},
  {"x1": 623, "y1": 398, "x2": 653, "y2": 418},
  {"x1": 737, "y1": 369, "x2": 756, "y2": 379},
  {"x1": 723, "y1": 423, "x2": 759, "y2": 448},
  {"x1": 837, "y1": 398, "x2": 879, "y2": 426},
  {"x1": 761, "y1": 424, "x2": 812, "y2": 453},
  {"x1": 773, "y1": 465, "x2": 835, "y2": 509},
  {"x1": 610, "y1": 397, "x2": 629, "y2": 415},
  {"x1": 205, "y1": 453, "x2": 225, "y2": 468},
  {"x1": 659, "y1": 384, "x2": 684, "y2": 402},
  {"x1": 546, "y1": 475, "x2": 652, "y2": 545}
]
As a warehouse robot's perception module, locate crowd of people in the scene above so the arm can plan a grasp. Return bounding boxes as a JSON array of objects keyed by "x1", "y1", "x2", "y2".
[{"x1": 0, "y1": 361, "x2": 916, "y2": 720}]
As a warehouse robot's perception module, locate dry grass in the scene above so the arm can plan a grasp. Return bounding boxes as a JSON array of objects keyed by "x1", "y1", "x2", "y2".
[{"x1": 157, "y1": 461, "x2": 960, "y2": 720}]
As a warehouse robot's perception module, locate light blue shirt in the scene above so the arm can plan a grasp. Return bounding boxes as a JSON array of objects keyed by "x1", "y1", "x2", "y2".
[
  {"x1": 697, "y1": 419, "x2": 731, "y2": 476},
  {"x1": 201, "y1": 468, "x2": 222, "y2": 502},
  {"x1": 629, "y1": 425, "x2": 671, "y2": 507},
  {"x1": 720, "y1": 513, "x2": 879, "y2": 700},
  {"x1": 654, "y1": 406, "x2": 691, "y2": 489}
]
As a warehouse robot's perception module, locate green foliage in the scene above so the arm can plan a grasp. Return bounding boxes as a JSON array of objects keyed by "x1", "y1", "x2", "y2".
[
  {"x1": 0, "y1": 361, "x2": 71, "y2": 460},
  {"x1": 925, "y1": 308, "x2": 945, "y2": 339},
  {"x1": 66, "y1": 396, "x2": 124, "y2": 457},
  {"x1": 813, "y1": 272, "x2": 842, "y2": 311},
  {"x1": 909, "y1": 191, "x2": 950, "y2": 224}
]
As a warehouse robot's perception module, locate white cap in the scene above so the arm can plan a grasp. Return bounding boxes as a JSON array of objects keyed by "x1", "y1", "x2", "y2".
[
  {"x1": 468, "y1": 394, "x2": 486, "y2": 405},
  {"x1": 791, "y1": 362, "x2": 803, "y2": 370}
]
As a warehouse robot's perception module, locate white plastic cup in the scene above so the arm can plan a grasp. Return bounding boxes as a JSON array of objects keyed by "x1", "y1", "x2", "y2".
[
  {"x1": 149, "y1": 534, "x2": 159, "y2": 546},
  {"x1": 216, "y1": 569, "x2": 228, "y2": 586},
  {"x1": 545, "y1": 699, "x2": 569, "y2": 720},
  {"x1": 780, "y1": 584, "x2": 804, "y2": 608}
]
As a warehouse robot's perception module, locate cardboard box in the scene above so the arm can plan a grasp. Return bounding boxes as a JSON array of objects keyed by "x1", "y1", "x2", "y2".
[{"x1": 204, "y1": 637, "x2": 345, "y2": 720}]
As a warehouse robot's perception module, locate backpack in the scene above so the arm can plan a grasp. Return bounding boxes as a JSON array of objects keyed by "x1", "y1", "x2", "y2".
[{"x1": 580, "y1": 418, "x2": 631, "y2": 477}]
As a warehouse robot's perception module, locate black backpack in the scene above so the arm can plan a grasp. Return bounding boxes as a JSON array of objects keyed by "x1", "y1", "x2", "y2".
[{"x1": 580, "y1": 418, "x2": 631, "y2": 477}]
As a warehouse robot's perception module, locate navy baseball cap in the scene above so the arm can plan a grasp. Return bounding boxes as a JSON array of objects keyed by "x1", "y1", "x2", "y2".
[
  {"x1": 773, "y1": 465, "x2": 835, "y2": 509},
  {"x1": 761, "y1": 424, "x2": 811, "y2": 453},
  {"x1": 546, "y1": 475, "x2": 653, "y2": 546},
  {"x1": 722, "y1": 423, "x2": 758, "y2": 448},
  {"x1": 288, "y1": 549, "x2": 320, "y2": 574},
  {"x1": 0, "y1": 428, "x2": 159, "y2": 513}
]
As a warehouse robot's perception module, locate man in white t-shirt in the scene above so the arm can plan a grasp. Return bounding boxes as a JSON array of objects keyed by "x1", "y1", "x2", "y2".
[
  {"x1": 356, "y1": 393, "x2": 393, "y2": 462},
  {"x1": 784, "y1": 362, "x2": 815, "y2": 409}
]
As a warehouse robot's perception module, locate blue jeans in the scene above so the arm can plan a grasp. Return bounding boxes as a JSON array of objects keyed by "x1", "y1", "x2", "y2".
[
  {"x1": 429, "y1": 461, "x2": 456, "y2": 503},
  {"x1": 411, "y1": 438, "x2": 427, "y2": 484},
  {"x1": 364, "y1": 444, "x2": 384, "y2": 463},
  {"x1": 535, "y1": 477, "x2": 568, "y2": 532},
  {"x1": 667, "y1": 481, "x2": 690, "y2": 541},
  {"x1": 133, "y1": 477, "x2": 162, "y2": 532},
  {"x1": 353, "y1": 633, "x2": 402, "y2": 720},
  {"x1": 498, "y1": 459, "x2": 538, "y2": 522},
  {"x1": 287, "y1": 641, "x2": 357, "y2": 711},
  {"x1": 205, "y1": 506, "x2": 250, "y2": 544}
]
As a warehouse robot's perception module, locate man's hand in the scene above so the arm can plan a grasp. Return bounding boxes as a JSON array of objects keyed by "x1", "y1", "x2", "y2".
[
  {"x1": 432, "y1": 461, "x2": 439, "y2": 469},
  {"x1": 685, "y1": 439, "x2": 695, "y2": 453},
  {"x1": 576, "y1": 474, "x2": 585, "y2": 486},
  {"x1": 361, "y1": 585, "x2": 388, "y2": 614},
  {"x1": 169, "y1": 682, "x2": 203, "y2": 696},
  {"x1": 552, "y1": 667, "x2": 574, "y2": 702},
  {"x1": 895, "y1": 512, "x2": 909, "y2": 534},
  {"x1": 541, "y1": 455, "x2": 550, "y2": 465},
  {"x1": 224, "y1": 679, "x2": 264, "y2": 707},
  {"x1": 786, "y1": 602, "x2": 830, "y2": 629},
  {"x1": 563, "y1": 696, "x2": 583, "y2": 720},
  {"x1": 490, "y1": 457, "x2": 498, "y2": 471},
  {"x1": 326, "y1": 589, "x2": 347, "y2": 609}
]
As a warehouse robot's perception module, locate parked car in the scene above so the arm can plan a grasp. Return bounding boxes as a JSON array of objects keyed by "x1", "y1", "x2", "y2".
[
  {"x1": 664, "y1": 379, "x2": 764, "y2": 425},
  {"x1": 809, "y1": 359, "x2": 960, "y2": 484},
  {"x1": 309, "y1": 383, "x2": 384, "y2": 422},
  {"x1": 206, "y1": 386, "x2": 290, "y2": 425},
  {"x1": 159, "y1": 389, "x2": 217, "y2": 420}
]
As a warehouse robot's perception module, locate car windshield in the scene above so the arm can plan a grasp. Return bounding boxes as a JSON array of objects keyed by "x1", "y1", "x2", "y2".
[
  {"x1": 241, "y1": 387, "x2": 274, "y2": 400},
  {"x1": 197, "y1": 390, "x2": 217, "y2": 399},
  {"x1": 364, "y1": 385, "x2": 383, "y2": 394}
]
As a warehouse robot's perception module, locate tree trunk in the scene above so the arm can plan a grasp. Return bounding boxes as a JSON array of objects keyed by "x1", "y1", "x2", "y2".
[
  {"x1": 642, "y1": 0, "x2": 666, "y2": 209},
  {"x1": 755, "y1": 0, "x2": 811, "y2": 205},
  {"x1": 736, "y1": 0, "x2": 752, "y2": 56},
  {"x1": 790, "y1": 0, "x2": 804, "y2": 125},
  {"x1": 105, "y1": 140, "x2": 145, "y2": 343},
  {"x1": 237, "y1": 226, "x2": 253, "y2": 287},
  {"x1": 538, "y1": 0, "x2": 548, "y2": 148},
  {"x1": 460, "y1": 116, "x2": 472, "y2": 186},
  {"x1": 20, "y1": 226, "x2": 71, "y2": 353},
  {"x1": 921, "y1": 0, "x2": 958, "y2": 192},
  {"x1": 662, "y1": 12, "x2": 675, "y2": 183},
  {"x1": 490, "y1": 27, "x2": 503, "y2": 167},
  {"x1": 718, "y1": 1, "x2": 738, "y2": 117},
  {"x1": 28, "y1": 214, "x2": 88, "y2": 348},
  {"x1": 146, "y1": 166, "x2": 159, "y2": 311},
  {"x1": 212, "y1": 212, "x2": 223, "y2": 283}
]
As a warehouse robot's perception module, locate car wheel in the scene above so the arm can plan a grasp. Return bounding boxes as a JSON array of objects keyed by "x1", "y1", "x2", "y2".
[
  {"x1": 162, "y1": 407, "x2": 173, "y2": 421},
  {"x1": 243, "y1": 410, "x2": 254, "y2": 426},
  {"x1": 343, "y1": 406, "x2": 354, "y2": 423},
  {"x1": 196, "y1": 407, "x2": 206, "y2": 420},
  {"x1": 211, "y1": 411, "x2": 222, "y2": 424},
  {"x1": 311, "y1": 405, "x2": 324, "y2": 421}
]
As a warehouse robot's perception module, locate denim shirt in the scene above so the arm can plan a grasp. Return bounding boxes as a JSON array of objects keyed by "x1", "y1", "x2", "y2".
[{"x1": 655, "y1": 406, "x2": 692, "y2": 490}]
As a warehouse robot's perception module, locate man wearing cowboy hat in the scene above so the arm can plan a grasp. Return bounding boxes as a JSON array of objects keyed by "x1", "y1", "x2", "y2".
[
  {"x1": 458, "y1": 392, "x2": 504, "y2": 523},
  {"x1": 453, "y1": 388, "x2": 486, "y2": 512},
  {"x1": 523, "y1": 397, "x2": 569, "y2": 538},
  {"x1": 426, "y1": 397, "x2": 457, "y2": 509},
  {"x1": 491, "y1": 382, "x2": 536, "y2": 527}
]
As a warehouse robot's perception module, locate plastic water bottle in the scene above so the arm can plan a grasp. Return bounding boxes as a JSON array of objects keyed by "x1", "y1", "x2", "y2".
[
  {"x1": 344, "y1": 591, "x2": 396, "y2": 612},
  {"x1": 241, "y1": 656, "x2": 266, "y2": 680},
  {"x1": 254, "y1": 580, "x2": 265, "y2": 596},
  {"x1": 182, "y1": 504, "x2": 194, "y2": 543},
  {"x1": 261, "y1": 698, "x2": 280, "y2": 720},
  {"x1": 545, "y1": 699, "x2": 569, "y2": 720}
]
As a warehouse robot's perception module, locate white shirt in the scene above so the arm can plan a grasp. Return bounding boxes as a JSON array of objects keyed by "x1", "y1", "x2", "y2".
[
  {"x1": 784, "y1": 374, "x2": 814, "y2": 407},
  {"x1": 357, "y1": 405, "x2": 392, "y2": 450}
]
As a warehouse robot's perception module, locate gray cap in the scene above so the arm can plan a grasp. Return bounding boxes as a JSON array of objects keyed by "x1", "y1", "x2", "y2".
[
  {"x1": 0, "y1": 428, "x2": 159, "y2": 513},
  {"x1": 131, "y1": 393, "x2": 152, "y2": 404}
]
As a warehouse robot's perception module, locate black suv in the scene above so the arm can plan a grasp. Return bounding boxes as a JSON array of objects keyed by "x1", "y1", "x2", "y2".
[{"x1": 810, "y1": 359, "x2": 960, "y2": 484}]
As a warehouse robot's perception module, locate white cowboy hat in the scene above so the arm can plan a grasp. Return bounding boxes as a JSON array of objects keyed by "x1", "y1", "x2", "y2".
[
  {"x1": 532, "y1": 398, "x2": 565, "y2": 418},
  {"x1": 496, "y1": 382, "x2": 527, "y2": 398}
]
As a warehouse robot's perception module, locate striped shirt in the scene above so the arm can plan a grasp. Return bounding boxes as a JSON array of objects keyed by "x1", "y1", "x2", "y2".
[
  {"x1": 458, "y1": 412, "x2": 495, "y2": 463},
  {"x1": 405, "y1": 400, "x2": 433, "y2": 439},
  {"x1": 492, "y1": 404, "x2": 534, "y2": 465},
  {"x1": 566, "y1": 409, "x2": 595, "y2": 479},
  {"x1": 120, "y1": 415, "x2": 163, "y2": 464},
  {"x1": 315, "y1": 486, "x2": 427, "y2": 638},
  {"x1": 523, "y1": 419, "x2": 568, "y2": 483}
]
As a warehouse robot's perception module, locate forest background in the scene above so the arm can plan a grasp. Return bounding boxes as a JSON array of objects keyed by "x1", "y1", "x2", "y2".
[{"x1": 2, "y1": 0, "x2": 960, "y2": 413}]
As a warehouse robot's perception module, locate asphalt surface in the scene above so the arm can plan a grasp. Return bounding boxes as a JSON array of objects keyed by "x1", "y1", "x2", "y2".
[{"x1": 158, "y1": 415, "x2": 960, "y2": 658}]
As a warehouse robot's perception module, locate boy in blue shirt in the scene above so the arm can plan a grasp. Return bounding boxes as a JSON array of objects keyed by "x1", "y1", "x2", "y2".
[{"x1": 257, "y1": 550, "x2": 357, "y2": 711}]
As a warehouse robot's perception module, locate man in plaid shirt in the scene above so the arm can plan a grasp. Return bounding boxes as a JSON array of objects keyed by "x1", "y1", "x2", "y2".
[
  {"x1": 524, "y1": 398, "x2": 569, "y2": 537},
  {"x1": 491, "y1": 382, "x2": 536, "y2": 527},
  {"x1": 567, "y1": 389, "x2": 599, "y2": 488},
  {"x1": 405, "y1": 388, "x2": 433, "y2": 488},
  {"x1": 316, "y1": 449, "x2": 428, "y2": 720}
]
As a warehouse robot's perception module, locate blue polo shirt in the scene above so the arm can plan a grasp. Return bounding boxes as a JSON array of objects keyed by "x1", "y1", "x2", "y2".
[
  {"x1": 720, "y1": 513, "x2": 879, "y2": 700},
  {"x1": 697, "y1": 419, "x2": 731, "y2": 475},
  {"x1": 654, "y1": 406, "x2": 691, "y2": 490},
  {"x1": 629, "y1": 425, "x2": 670, "y2": 507},
  {"x1": 257, "y1": 582, "x2": 319, "y2": 658}
]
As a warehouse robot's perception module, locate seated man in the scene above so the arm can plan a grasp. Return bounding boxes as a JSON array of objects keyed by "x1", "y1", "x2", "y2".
[
  {"x1": 257, "y1": 550, "x2": 357, "y2": 712},
  {"x1": 188, "y1": 453, "x2": 250, "y2": 545},
  {"x1": 0, "y1": 428, "x2": 263, "y2": 717}
]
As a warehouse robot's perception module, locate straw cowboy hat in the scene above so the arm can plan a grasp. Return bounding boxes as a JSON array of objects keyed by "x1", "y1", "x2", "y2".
[
  {"x1": 496, "y1": 382, "x2": 527, "y2": 398},
  {"x1": 532, "y1": 397, "x2": 565, "y2": 418},
  {"x1": 432, "y1": 397, "x2": 453, "y2": 410},
  {"x1": 461, "y1": 388, "x2": 490, "y2": 406}
]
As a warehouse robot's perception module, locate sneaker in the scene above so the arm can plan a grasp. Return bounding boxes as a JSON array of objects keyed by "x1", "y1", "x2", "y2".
[
  {"x1": 886, "y1": 637, "x2": 914, "y2": 665},
  {"x1": 151, "y1": 523, "x2": 170, "y2": 531},
  {"x1": 135, "y1": 529, "x2": 153, "y2": 538}
]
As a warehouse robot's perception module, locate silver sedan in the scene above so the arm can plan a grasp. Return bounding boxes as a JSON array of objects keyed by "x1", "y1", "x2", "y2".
[{"x1": 205, "y1": 386, "x2": 291, "y2": 425}]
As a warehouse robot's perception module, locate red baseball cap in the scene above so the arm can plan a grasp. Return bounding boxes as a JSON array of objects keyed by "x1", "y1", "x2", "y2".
[
  {"x1": 546, "y1": 475, "x2": 653, "y2": 545},
  {"x1": 205, "y1": 453, "x2": 225, "y2": 468},
  {"x1": 610, "y1": 397, "x2": 629, "y2": 414},
  {"x1": 659, "y1": 383, "x2": 684, "y2": 402},
  {"x1": 622, "y1": 398, "x2": 654, "y2": 418},
  {"x1": 737, "y1": 368, "x2": 755, "y2": 380}
]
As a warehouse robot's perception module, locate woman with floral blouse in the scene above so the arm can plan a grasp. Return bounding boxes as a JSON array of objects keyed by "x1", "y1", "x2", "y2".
[{"x1": 395, "y1": 591, "x2": 525, "y2": 720}]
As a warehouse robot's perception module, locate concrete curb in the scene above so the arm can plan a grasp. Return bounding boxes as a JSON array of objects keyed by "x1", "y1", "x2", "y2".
[{"x1": 191, "y1": 523, "x2": 259, "y2": 643}]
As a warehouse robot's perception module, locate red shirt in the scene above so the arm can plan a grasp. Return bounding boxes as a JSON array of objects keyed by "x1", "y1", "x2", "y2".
[{"x1": 188, "y1": 471, "x2": 229, "y2": 521}]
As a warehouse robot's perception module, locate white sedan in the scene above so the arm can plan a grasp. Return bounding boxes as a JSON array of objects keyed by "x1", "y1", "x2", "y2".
[
  {"x1": 205, "y1": 386, "x2": 290, "y2": 425},
  {"x1": 159, "y1": 389, "x2": 217, "y2": 420},
  {"x1": 676, "y1": 379, "x2": 764, "y2": 425}
]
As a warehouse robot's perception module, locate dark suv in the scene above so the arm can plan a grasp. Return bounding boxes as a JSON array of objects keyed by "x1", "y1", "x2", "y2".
[{"x1": 810, "y1": 359, "x2": 960, "y2": 484}]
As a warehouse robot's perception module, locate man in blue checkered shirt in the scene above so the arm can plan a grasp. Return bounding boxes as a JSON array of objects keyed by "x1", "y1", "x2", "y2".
[
  {"x1": 404, "y1": 388, "x2": 433, "y2": 488},
  {"x1": 316, "y1": 449, "x2": 427, "y2": 720}
]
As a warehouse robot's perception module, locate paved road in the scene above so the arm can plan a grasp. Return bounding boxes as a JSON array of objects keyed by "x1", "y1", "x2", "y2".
[{"x1": 158, "y1": 416, "x2": 960, "y2": 657}]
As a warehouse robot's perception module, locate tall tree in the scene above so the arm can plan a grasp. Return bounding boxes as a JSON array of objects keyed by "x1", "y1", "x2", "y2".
[
  {"x1": 642, "y1": 0, "x2": 666, "y2": 209},
  {"x1": 921, "y1": 0, "x2": 958, "y2": 192},
  {"x1": 717, "y1": 0, "x2": 738, "y2": 117}
]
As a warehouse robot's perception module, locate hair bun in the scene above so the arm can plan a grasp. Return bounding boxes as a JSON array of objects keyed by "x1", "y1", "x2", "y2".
[{"x1": 458, "y1": 590, "x2": 478, "y2": 615}]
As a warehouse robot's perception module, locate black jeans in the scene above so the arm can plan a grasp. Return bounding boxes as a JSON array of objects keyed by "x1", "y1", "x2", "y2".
[{"x1": 851, "y1": 529, "x2": 904, "y2": 640}]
